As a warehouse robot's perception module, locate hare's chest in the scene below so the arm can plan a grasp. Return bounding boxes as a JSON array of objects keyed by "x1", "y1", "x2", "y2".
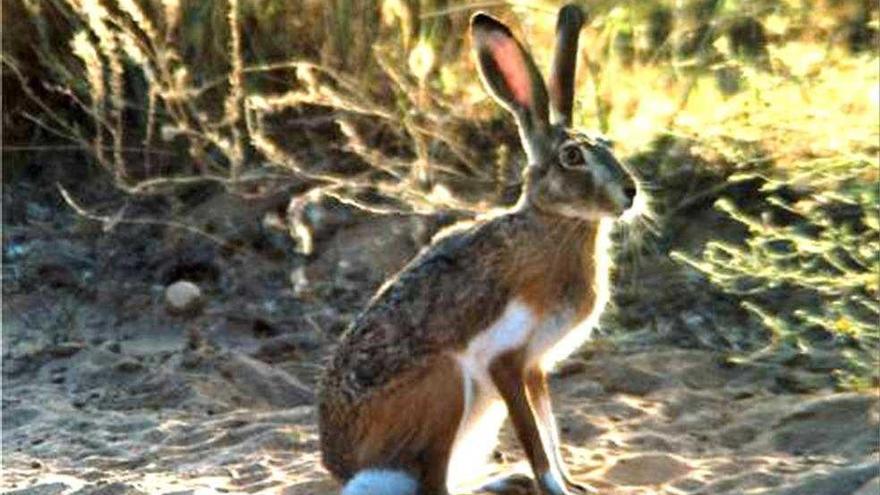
[
  {"x1": 526, "y1": 304, "x2": 597, "y2": 370},
  {"x1": 456, "y1": 299, "x2": 535, "y2": 381},
  {"x1": 455, "y1": 298, "x2": 592, "y2": 380}
]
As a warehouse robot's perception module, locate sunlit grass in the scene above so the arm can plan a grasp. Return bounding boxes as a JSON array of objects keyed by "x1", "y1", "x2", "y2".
[{"x1": 584, "y1": 43, "x2": 879, "y2": 163}]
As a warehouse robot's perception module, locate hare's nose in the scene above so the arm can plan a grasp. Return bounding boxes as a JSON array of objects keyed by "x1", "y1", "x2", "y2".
[{"x1": 623, "y1": 185, "x2": 637, "y2": 206}]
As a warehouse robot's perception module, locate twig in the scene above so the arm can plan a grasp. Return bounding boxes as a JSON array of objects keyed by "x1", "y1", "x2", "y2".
[
  {"x1": 2, "y1": 145, "x2": 175, "y2": 155},
  {"x1": 667, "y1": 176, "x2": 758, "y2": 218},
  {"x1": 57, "y1": 183, "x2": 229, "y2": 246}
]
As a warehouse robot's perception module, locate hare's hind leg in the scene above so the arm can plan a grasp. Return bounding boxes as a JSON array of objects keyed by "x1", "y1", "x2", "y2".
[
  {"x1": 354, "y1": 354, "x2": 465, "y2": 494},
  {"x1": 446, "y1": 373, "x2": 509, "y2": 492}
]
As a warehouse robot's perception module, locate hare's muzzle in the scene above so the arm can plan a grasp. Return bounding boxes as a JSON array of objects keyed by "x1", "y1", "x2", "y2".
[
  {"x1": 623, "y1": 185, "x2": 637, "y2": 208},
  {"x1": 619, "y1": 182, "x2": 649, "y2": 223}
]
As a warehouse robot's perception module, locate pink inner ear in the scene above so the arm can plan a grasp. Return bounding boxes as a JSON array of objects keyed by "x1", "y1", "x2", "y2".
[{"x1": 486, "y1": 32, "x2": 532, "y2": 108}]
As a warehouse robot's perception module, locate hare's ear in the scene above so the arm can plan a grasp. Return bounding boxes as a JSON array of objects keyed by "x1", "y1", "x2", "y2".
[
  {"x1": 548, "y1": 4, "x2": 586, "y2": 127},
  {"x1": 471, "y1": 12, "x2": 549, "y2": 138}
]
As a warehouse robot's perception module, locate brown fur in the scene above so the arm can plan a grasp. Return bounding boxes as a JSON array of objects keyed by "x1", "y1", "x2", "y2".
[
  {"x1": 490, "y1": 349, "x2": 553, "y2": 476},
  {"x1": 525, "y1": 365, "x2": 580, "y2": 490},
  {"x1": 318, "y1": 209, "x2": 601, "y2": 487},
  {"x1": 320, "y1": 354, "x2": 464, "y2": 488},
  {"x1": 319, "y1": 210, "x2": 600, "y2": 400},
  {"x1": 318, "y1": 6, "x2": 638, "y2": 493},
  {"x1": 509, "y1": 213, "x2": 601, "y2": 320}
]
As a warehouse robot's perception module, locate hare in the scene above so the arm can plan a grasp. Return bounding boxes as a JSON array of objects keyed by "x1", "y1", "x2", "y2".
[{"x1": 319, "y1": 4, "x2": 640, "y2": 495}]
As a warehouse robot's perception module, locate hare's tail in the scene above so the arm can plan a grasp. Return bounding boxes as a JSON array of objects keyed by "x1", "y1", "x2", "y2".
[{"x1": 342, "y1": 469, "x2": 418, "y2": 495}]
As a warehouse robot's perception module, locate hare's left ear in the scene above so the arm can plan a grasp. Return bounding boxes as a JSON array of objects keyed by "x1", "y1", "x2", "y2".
[
  {"x1": 471, "y1": 13, "x2": 550, "y2": 139},
  {"x1": 548, "y1": 4, "x2": 586, "y2": 127}
]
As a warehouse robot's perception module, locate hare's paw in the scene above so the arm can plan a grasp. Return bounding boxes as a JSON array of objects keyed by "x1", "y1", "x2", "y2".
[
  {"x1": 563, "y1": 479, "x2": 597, "y2": 495},
  {"x1": 477, "y1": 472, "x2": 535, "y2": 494},
  {"x1": 538, "y1": 472, "x2": 597, "y2": 495}
]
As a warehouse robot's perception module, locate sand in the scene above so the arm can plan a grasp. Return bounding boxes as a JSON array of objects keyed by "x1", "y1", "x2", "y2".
[{"x1": 3, "y1": 340, "x2": 877, "y2": 494}]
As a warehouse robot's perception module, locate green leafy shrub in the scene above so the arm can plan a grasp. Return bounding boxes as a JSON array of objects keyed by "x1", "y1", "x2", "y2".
[
  {"x1": 674, "y1": 155, "x2": 879, "y2": 389},
  {"x1": 663, "y1": 47, "x2": 880, "y2": 388}
]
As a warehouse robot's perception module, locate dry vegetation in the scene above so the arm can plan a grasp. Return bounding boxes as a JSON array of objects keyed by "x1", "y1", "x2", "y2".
[{"x1": 2, "y1": 1, "x2": 878, "y2": 382}]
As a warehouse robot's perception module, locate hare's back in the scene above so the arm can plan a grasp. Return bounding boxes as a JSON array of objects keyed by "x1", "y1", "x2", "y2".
[{"x1": 323, "y1": 216, "x2": 522, "y2": 397}]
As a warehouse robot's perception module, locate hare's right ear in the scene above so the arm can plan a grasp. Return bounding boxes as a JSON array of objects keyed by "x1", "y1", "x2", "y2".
[
  {"x1": 471, "y1": 13, "x2": 549, "y2": 139},
  {"x1": 548, "y1": 4, "x2": 586, "y2": 127}
]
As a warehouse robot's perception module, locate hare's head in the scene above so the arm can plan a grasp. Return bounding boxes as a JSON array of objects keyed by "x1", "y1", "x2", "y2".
[{"x1": 472, "y1": 5, "x2": 639, "y2": 221}]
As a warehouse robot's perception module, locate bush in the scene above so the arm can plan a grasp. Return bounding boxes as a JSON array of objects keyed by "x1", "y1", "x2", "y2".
[{"x1": 669, "y1": 52, "x2": 879, "y2": 389}]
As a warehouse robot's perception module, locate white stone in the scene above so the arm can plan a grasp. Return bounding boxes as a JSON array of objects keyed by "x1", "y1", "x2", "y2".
[{"x1": 164, "y1": 280, "x2": 203, "y2": 315}]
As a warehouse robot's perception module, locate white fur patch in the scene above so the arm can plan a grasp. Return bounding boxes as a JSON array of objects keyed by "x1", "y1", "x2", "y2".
[
  {"x1": 342, "y1": 469, "x2": 417, "y2": 495},
  {"x1": 540, "y1": 471, "x2": 567, "y2": 495},
  {"x1": 456, "y1": 300, "x2": 534, "y2": 384},
  {"x1": 621, "y1": 189, "x2": 647, "y2": 223},
  {"x1": 447, "y1": 243, "x2": 616, "y2": 486},
  {"x1": 526, "y1": 307, "x2": 577, "y2": 366},
  {"x1": 449, "y1": 300, "x2": 535, "y2": 489},
  {"x1": 446, "y1": 393, "x2": 508, "y2": 490}
]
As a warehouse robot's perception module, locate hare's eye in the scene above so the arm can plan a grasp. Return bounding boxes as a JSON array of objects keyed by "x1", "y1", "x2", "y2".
[{"x1": 560, "y1": 146, "x2": 585, "y2": 167}]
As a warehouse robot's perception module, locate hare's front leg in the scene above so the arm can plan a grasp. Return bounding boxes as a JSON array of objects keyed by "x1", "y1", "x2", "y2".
[
  {"x1": 490, "y1": 351, "x2": 571, "y2": 495},
  {"x1": 524, "y1": 367, "x2": 594, "y2": 495}
]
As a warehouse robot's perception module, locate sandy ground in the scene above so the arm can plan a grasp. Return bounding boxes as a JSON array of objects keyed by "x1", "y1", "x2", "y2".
[
  {"x1": 3, "y1": 341, "x2": 878, "y2": 495},
  {"x1": 2, "y1": 187, "x2": 878, "y2": 495}
]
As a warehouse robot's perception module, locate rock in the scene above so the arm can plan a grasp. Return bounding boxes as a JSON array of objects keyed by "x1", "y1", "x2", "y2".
[
  {"x1": 600, "y1": 399, "x2": 646, "y2": 421},
  {"x1": 113, "y1": 357, "x2": 145, "y2": 373},
  {"x1": 755, "y1": 462, "x2": 879, "y2": 495},
  {"x1": 671, "y1": 478, "x2": 705, "y2": 492},
  {"x1": 772, "y1": 393, "x2": 878, "y2": 456},
  {"x1": 591, "y1": 363, "x2": 665, "y2": 396},
  {"x1": 46, "y1": 342, "x2": 85, "y2": 358},
  {"x1": 103, "y1": 341, "x2": 122, "y2": 353},
  {"x1": 561, "y1": 419, "x2": 607, "y2": 444},
  {"x1": 164, "y1": 280, "x2": 204, "y2": 315},
  {"x1": 626, "y1": 433, "x2": 674, "y2": 452},
  {"x1": 252, "y1": 334, "x2": 302, "y2": 363},
  {"x1": 718, "y1": 424, "x2": 758, "y2": 448},
  {"x1": 70, "y1": 482, "x2": 147, "y2": 495},
  {"x1": 773, "y1": 371, "x2": 830, "y2": 394},
  {"x1": 6, "y1": 483, "x2": 69, "y2": 495},
  {"x1": 695, "y1": 471, "x2": 783, "y2": 494},
  {"x1": 569, "y1": 380, "x2": 605, "y2": 399},
  {"x1": 854, "y1": 476, "x2": 880, "y2": 495},
  {"x1": 605, "y1": 453, "x2": 692, "y2": 486}
]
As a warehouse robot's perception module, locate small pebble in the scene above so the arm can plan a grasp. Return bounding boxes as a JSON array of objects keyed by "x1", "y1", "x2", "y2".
[{"x1": 164, "y1": 280, "x2": 204, "y2": 315}]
